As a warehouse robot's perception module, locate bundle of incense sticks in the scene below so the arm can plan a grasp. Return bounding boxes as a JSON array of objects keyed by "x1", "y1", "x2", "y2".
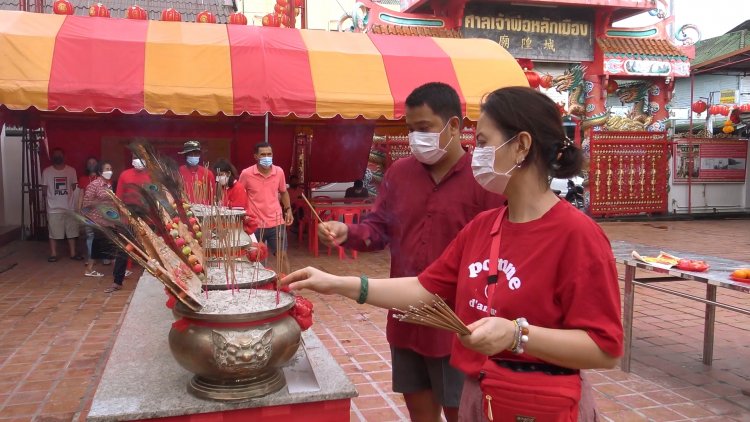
[{"x1": 393, "y1": 295, "x2": 471, "y2": 336}]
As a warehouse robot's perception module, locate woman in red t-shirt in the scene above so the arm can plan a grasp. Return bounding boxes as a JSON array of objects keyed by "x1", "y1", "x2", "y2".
[
  {"x1": 213, "y1": 159, "x2": 257, "y2": 234},
  {"x1": 281, "y1": 87, "x2": 623, "y2": 421}
]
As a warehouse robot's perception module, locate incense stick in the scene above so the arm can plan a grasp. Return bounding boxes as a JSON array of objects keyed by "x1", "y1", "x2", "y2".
[
  {"x1": 300, "y1": 193, "x2": 324, "y2": 225},
  {"x1": 393, "y1": 295, "x2": 470, "y2": 336}
]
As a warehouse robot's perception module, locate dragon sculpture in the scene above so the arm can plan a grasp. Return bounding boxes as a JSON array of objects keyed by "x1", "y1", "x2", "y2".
[
  {"x1": 553, "y1": 65, "x2": 609, "y2": 130},
  {"x1": 553, "y1": 65, "x2": 587, "y2": 117},
  {"x1": 605, "y1": 82, "x2": 654, "y2": 131}
]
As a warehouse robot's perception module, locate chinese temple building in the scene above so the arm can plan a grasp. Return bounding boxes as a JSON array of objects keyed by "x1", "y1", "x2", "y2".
[{"x1": 353, "y1": 0, "x2": 703, "y2": 217}]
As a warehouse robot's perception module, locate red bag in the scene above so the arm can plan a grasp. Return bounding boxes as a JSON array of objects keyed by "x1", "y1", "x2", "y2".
[{"x1": 479, "y1": 360, "x2": 581, "y2": 422}]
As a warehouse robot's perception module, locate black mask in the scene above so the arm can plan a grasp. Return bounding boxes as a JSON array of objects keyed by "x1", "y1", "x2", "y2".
[
  {"x1": 86, "y1": 164, "x2": 97, "y2": 173},
  {"x1": 52, "y1": 156, "x2": 64, "y2": 165}
]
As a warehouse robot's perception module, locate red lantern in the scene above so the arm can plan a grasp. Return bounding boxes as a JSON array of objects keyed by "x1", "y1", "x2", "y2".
[
  {"x1": 196, "y1": 10, "x2": 216, "y2": 23},
  {"x1": 276, "y1": 0, "x2": 289, "y2": 6},
  {"x1": 516, "y1": 58, "x2": 534, "y2": 71},
  {"x1": 708, "y1": 105, "x2": 719, "y2": 115},
  {"x1": 89, "y1": 2, "x2": 110, "y2": 17},
  {"x1": 691, "y1": 100, "x2": 707, "y2": 115},
  {"x1": 539, "y1": 74, "x2": 553, "y2": 89},
  {"x1": 729, "y1": 108, "x2": 741, "y2": 124},
  {"x1": 740, "y1": 103, "x2": 750, "y2": 113},
  {"x1": 53, "y1": 0, "x2": 74, "y2": 15},
  {"x1": 228, "y1": 12, "x2": 248, "y2": 25},
  {"x1": 262, "y1": 13, "x2": 280, "y2": 27},
  {"x1": 525, "y1": 71, "x2": 540, "y2": 89},
  {"x1": 605, "y1": 79, "x2": 618, "y2": 95},
  {"x1": 293, "y1": 0, "x2": 304, "y2": 8},
  {"x1": 278, "y1": 13, "x2": 290, "y2": 27},
  {"x1": 274, "y1": 3, "x2": 291, "y2": 14},
  {"x1": 161, "y1": 8, "x2": 182, "y2": 21},
  {"x1": 720, "y1": 105, "x2": 730, "y2": 116},
  {"x1": 126, "y1": 5, "x2": 147, "y2": 19}
]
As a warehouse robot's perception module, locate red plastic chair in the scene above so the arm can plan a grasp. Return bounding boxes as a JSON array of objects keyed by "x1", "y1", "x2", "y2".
[
  {"x1": 309, "y1": 196, "x2": 335, "y2": 257},
  {"x1": 333, "y1": 207, "x2": 362, "y2": 260}
]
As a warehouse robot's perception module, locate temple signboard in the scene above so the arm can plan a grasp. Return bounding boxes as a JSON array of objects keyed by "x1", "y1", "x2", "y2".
[{"x1": 461, "y1": 4, "x2": 594, "y2": 62}]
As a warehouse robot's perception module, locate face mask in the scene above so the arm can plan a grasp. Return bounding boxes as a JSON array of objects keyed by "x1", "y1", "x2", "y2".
[
  {"x1": 87, "y1": 163, "x2": 97, "y2": 173},
  {"x1": 259, "y1": 157, "x2": 273, "y2": 168},
  {"x1": 52, "y1": 156, "x2": 64, "y2": 165},
  {"x1": 471, "y1": 135, "x2": 520, "y2": 195},
  {"x1": 132, "y1": 159, "x2": 145, "y2": 170},
  {"x1": 102, "y1": 171, "x2": 113, "y2": 180},
  {"x1": 216, "y1": 175, "x2": 229, "y2": 186},
  {"x1": 408, "y1": 121, "x2": 454, "y2": 165},
  {"x1": 186, "y1": 156, "x2": 200, "y2": 166}
]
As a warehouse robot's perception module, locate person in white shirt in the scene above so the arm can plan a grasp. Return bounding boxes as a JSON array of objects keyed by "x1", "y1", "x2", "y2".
[{"x1": 41, "y1": 148, "x2": 82, "y2": 262}]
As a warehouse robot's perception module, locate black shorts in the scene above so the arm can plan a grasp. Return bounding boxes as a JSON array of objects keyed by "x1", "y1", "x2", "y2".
[{"x1": 390, "y1": 346, "x2": 464, "y2": 408}]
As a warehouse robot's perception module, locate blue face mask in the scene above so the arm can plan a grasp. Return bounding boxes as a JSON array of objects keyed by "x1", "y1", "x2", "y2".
[
  {"x1": 186, "y1": 156, "x2": 200, "y2": 166},
  {"x1": 259, "y1": 157, "x2": 273, "y2": 167}
]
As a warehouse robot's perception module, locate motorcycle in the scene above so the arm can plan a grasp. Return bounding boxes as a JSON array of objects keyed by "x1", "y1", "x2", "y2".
[{"x1": 563, "y1": 180, "x2": 585, "y2": 210}]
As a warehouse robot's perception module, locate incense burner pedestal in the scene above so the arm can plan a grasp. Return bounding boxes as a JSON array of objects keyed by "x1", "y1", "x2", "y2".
[
  {"x1": 87, "y1": 274, "x2": 357, "y2": 422},
  {"x1": 169, "y1": 290, "x2": 301, "y2": 401}
]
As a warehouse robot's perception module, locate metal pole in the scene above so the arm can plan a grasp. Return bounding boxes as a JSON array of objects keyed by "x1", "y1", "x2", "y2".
[
  {"x1": 687, "y1": 74, "x2": 694, "y2": 215},
  {"x1": 20, "y1": 127, "x2": 27, "y2": 241},
  {"x1": 621, "y1": 264, "x2": 636, "y2": 373},
  {"x1": 703, "y1": 285, "x2": 717, "y2": 365},
  {"x1": 264, "y1": 113, "x2": 268, "y2": 143}
]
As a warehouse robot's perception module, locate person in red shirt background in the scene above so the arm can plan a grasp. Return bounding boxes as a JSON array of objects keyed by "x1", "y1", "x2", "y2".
[
  {"x1": 78, "y1": 156, "x2": 99, "y2": 192},
  {"x1": 286, "y1": 87, "x2": 623, "y2": 421},
  {"x1": 178, "y1": 140, "x2": 215, "y2": 205},
  {"x1": 213, "y1": 158, "x2": 257, "y2": 234},
  {"x1": 238, "y1": 143, "x2": 293, "y2": 275},
  {"x1": 318, "y1": 82, "x2": 504, "y2": 422},
  {"x1": 108, "y1": 154, "x2": 152, "y2": 293}
]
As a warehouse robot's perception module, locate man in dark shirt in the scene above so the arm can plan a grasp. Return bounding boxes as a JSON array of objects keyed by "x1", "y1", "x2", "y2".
[
  {"x1": 318, "y1": 83, "x2": 503, "y2": 422},
  {"x1": 344, "y1": 180, "x2": 369, "y2": 198}
]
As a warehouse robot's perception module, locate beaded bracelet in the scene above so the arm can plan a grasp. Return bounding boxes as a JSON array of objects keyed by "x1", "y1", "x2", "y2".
[{"x1": 510, "y1": 317, "x2": 530, "y2": 354}]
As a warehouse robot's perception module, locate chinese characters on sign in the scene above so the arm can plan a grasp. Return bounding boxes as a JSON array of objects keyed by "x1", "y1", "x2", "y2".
[{"x1": 461, "y1": 4, "x2": 594, "y2": 61}]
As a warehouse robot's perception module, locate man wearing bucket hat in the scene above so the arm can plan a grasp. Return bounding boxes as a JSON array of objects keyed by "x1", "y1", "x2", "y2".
[{"x1": 178, "y1": 140, "x2": 215, "y2": 205}]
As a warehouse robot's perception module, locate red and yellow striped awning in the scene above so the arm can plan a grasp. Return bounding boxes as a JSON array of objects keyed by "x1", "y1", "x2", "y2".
[{"x1": 0, "y1": 11, "x2": 527, "y2": 120}]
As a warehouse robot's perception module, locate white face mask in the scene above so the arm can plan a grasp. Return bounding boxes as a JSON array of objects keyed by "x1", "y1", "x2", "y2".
[
  {"x1": 408, "y1": 121, "x2": 454, "y2": 165},
  {"x1": 132, "y1": 159, "x2": 145, "y2": 170},
  {"x1": 102, "y1": 171, "x2": 113, "y2": 180},
  {"x1": 471, "y1": 135, "x2": 520, "y2": 195},
  {"x1": 216, "y1": 175, "x2": 229, "y2": 186}
]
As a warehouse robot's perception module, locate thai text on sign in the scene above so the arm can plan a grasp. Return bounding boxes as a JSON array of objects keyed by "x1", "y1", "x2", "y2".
[{"x1": 461, "y1": 4, "x2": 594, "y2": 62}]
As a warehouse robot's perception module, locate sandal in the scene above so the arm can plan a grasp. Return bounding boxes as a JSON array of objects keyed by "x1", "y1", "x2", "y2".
[
  {"x1": 70, "y1": 255, "x2": 85, "y2": 261},
  {"x1": 104, "y1": 284, "x2": 122, "y2": 293},
  {"x1": 85, "y1": 270, "x2": 104, "y2": 277},
  {"x1": 47, "y1": 256, "x2": 58, "y2": 262},
  {"x1": 125, "y1": 270, "x2": 133, "y2": 278}
]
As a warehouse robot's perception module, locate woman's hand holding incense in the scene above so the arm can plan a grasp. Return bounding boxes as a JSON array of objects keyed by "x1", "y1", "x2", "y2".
[
  {"x1": 459, "y1": 317, "x2": 516, "y2": 356},
  {"x1": 317, "y1": 221, "x2": 347, "y2": 247}
]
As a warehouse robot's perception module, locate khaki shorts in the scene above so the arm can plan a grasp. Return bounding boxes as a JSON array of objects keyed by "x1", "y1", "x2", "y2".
[{"x1": 47, "y1": 212, "x2": 79, "y2": 240}]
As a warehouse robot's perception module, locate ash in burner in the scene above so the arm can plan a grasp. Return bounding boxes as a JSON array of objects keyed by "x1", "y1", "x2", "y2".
[
  {"x1": 198, "y1": 289, "x2": 294, "y2": 315},
  {"x1": 205, "y1": 262, "x2": 276, "y2": 287}
]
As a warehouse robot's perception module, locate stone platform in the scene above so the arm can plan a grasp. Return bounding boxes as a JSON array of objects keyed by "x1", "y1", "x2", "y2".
[{"x1": 86, "y1": 274, "x2": 356, "y2": 422}]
